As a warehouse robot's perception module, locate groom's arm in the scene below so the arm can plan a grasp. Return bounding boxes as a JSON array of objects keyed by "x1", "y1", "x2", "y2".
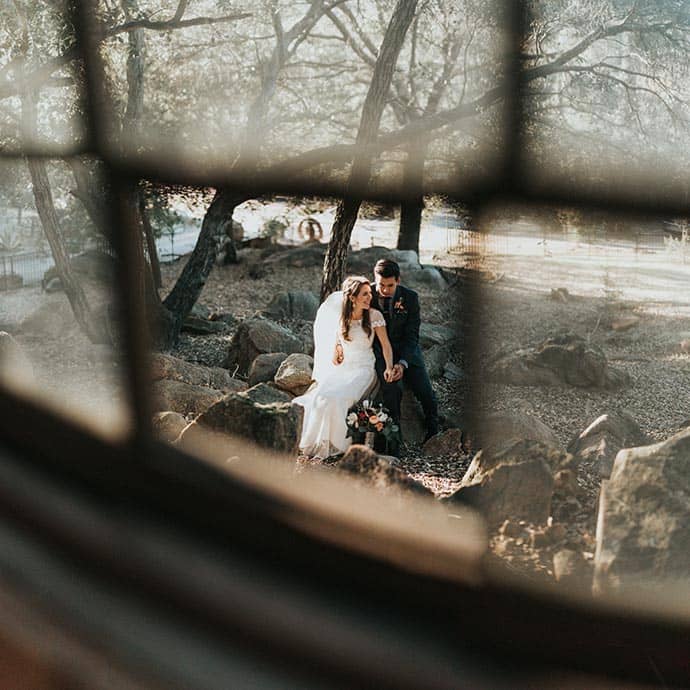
[{"x1": 398, "y1": 290, "x2": 420, "y2": 368}]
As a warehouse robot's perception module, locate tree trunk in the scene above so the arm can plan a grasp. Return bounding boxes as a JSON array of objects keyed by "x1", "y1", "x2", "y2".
[
  {"x1": 162, "y1": 189, "x2": 249, "y2": 346},
  {"x1": 321, "y1": 0, "x2": 418, "y2": 301},
  {"x1": 27, "y1": 158, "x2": 107, "y2": 343},
  {"x1": 397, "y1": 142, "x2": 426, "y2": 253},
  {"x1": 139, "y1": 193, "x2": 162, "y2": 290},
  {"x1": 67, "y1": 157, "x2": 107, "y2": 233}
]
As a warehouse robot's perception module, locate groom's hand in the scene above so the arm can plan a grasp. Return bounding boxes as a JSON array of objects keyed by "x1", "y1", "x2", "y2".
[{"x1": 391, "y1": 363, "x2": 404, "y2": 382}]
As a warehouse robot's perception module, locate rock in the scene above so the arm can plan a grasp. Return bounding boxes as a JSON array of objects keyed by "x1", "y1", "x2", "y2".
[
  {"x1": 243, "y1": 382, "x2": 293, "y2": 404},
  {"x1": 424, "y1": 344, "x2": 448, "y2": 379},
  {"x1": 274, "y1": 353, "x2": 314, "y2": 395},
  {"x1": 181, "y1": 315, "x2": 230, "y2": 335},
  {"x1": 186, "y1": 384, "x2": 303, "y2": 454},
  {"x1": 474, "y1": 410, "x2": 560, "y2": 459},
  {"x1": 422, "y1": 428, "x2": 463, "y2": 456},
  {"x1": 335, "y1": 445, "x2": 432, "y2": 497},
  {"x1": 447, "y1": 440, "x2": 563, "y2": 529},
  {"x1": 248, "y1": 352, "x2": 287, "y2": 386},
  {"x1": 263, "y1": 245, "x2": 326, "y2": 268},
  {"x1": 567, "y1": 411, "x2": 647, "y2": 478},
  {"x1": 41, "y1": 250, "x2": 115, "y2": 291},
  {"x1": 263, "y1": 291, "x2": 319, "y2": 321},
  {"x1": 152, "y1": 379, "x2": 224, "y2": 417},
  {"x1": 403, "y1": 267, "x2": 448, "y2": 291},
  {"x1": 553, "y1": 549, "x2": 590, "y2": 588},
  {"x1": 151, "y1": 353, "x2": 246, "y2": 394},
  {"x1": 419, "y1": 323, "x2": 456, "y2": 348},
  {"x1": 487, "y1": 333, "x2": 629, "y2": 389},
  {"x1": 443, "y1": 362, "x2": 463, "y2": 382},
  {"x1": 593, "y1": 428, "x2": 690, "y2": 596},
  {"x1": 400, "y1": 389, "x2": 426, "y2": 444},
  {"x1": 297, "y1": 322, "x2": 314, "y2": 357},
  {"x1": 345, "y1": 246, "x2": 421, "y2": 275},
  {"x1": 152, "y1": 411, "x2": 188, "y2": 443},
  {"x1": 225, "y1": 317, "x2": 304, "y2": 375},
  {"x1": 611, "y1": 315, "x2": 640, "y2": 331},
  {"x1": 0, "y1": 331, "x2": 33, "y2": 384},
  {"x1": 529, "y1": 523, "x2": 567, "y2": 548}
]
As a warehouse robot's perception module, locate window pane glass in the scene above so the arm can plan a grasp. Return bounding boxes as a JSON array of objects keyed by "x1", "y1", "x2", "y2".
[
  {"x1": 88, "y1": 0, "x2": 506, "y2": 194},
  {"x1": 472, "y1": 204, "x2": 690, "y2": 596},
  {"x1": 522, "y1": 2, "x2": 690, "y2": 204},
  {"x1": 0, "y1": 158, "x2": 130, "y2": 439},
  {"x1": 0, "y1": 2, "x2": 87, "y2": 154}
]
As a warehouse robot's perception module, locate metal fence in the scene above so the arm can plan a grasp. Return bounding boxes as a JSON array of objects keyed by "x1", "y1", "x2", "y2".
[{"x1": 0, "y1": 251, "x2": 53, "y2": 290}]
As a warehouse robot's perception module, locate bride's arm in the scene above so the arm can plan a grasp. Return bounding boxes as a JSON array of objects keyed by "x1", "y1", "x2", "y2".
[
  {"x1": 374, "y1": 324, "x2": 395, "y2": 382},
  {"x1": 332, "y1": 342, "x2": 344, "y2": 365}
]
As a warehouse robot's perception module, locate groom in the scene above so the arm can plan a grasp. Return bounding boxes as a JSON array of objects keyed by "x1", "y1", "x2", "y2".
[{"x1": 371, "y1": 259, "x2": 439, "y2": 455}]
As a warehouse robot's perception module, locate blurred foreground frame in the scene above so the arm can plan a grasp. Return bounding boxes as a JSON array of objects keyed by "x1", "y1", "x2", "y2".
[{"x1": 1, "y1": 1, "x2": 690, "y2": 689}]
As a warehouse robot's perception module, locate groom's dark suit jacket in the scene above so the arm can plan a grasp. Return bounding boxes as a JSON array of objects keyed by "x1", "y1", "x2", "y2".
[{"x1": 371, "y1": 284, "x2": 424, "y2": 368}]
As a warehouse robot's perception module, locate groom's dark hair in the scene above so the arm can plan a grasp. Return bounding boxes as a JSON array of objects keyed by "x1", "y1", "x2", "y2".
[{"x1": 374, "y1": 259, "x2": 400, "y2": 279}]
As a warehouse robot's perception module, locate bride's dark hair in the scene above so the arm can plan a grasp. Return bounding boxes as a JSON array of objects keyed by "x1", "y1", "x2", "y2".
[{"x1": 340, "y1": 275, "x2": 372, "y2": 341}]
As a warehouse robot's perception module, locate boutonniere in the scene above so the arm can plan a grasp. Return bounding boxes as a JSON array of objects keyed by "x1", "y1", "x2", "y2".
[{"x1": 393, "y1": 298, "x2": 406, "y2": 313}]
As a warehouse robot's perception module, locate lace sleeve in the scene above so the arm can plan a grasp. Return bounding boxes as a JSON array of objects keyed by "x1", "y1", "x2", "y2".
[{"x1": 370, "y1": 309, "x2": 386, "y2": 328}]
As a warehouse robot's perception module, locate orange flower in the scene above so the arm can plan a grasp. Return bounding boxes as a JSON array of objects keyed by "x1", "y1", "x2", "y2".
[
  {"x1": 376, "y1": 423, "x2": 383, "y2": 432},
  {"x1": 369, "y1": 415, "x2": 379, "y2": 425}
]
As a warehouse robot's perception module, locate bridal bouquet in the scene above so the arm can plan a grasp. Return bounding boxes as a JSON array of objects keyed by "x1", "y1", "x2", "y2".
[{"x1": 346, "y1": 400, "x2": 399, "y2": 443}]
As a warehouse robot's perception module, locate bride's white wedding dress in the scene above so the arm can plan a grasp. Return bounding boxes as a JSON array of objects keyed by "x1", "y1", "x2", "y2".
[{"x1": 293, "y1": 293, "x2": 385, "y2": 459}]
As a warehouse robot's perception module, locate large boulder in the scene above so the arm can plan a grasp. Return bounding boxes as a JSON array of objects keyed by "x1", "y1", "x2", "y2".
[
  {"x1": 335, "y1": 445, "x2": 432, "y2": 497},
  {"x1": 263, "y1": 245, "x2": 326, "y2": 268},
  {"x1": 151, "y1": 353, "x2": 246, "y2": 393},
  {"x1": 567, "y1": 411, "x2": 647, "y2": 478},
  {"x1": 473, "y1": 410, "x2": 559, "y2": 458},
  {"x1": 345, "y1": 246, "x2": 421, "y2": 275},
  {"x1": 248, "y1": 352, "x2": 287, "y2": 386},
  {"x1": 593, "y1": 428, "x2": 690, "y2": 596},
  {"x1": 42, "y1": 250, "x2": 115, "y2": 291},
  {"x1": 447, "y1": 440, "x2": 572, "y2": 529},
  {"x1": 263, "y1": 291, "x2": 319, "y2": 321},
  {"x1": 274, "y1": 353, "x2": 314, "y2": 395},
  {"x1": 403, "y1": 267, "x2": 448, "y2": 291},
  {"x1": 187, "y1": 383, "x2": 302, "y2": 454},
  {"x1": 419, "y1": 323, "x2": 456, "y2": 348},
  {"x1": 225, "y1": 317, "x2": 303, "y2": 375},
  {"x1": 487, "y1": 334, "x2": 629, "y2": 389},
  {"x1": 152, "y1": 379, "x2": 224, "y2": 417},
  {"x1": 422, "y1": 428, "x2": 464, "y2": 457}
]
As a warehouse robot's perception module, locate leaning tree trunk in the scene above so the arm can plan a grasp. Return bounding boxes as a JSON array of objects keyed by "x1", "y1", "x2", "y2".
[
  {"x1": 397, "y1": 141, "x2": 427, "y2": 253},
  {"x1": 162, "y1": 189, "x2": 249, "y2": 347},
  {"x1": 27, "y1": 158, "x2": 107, "y2": 343},
  {"x1": 139, "y1": 193, "x2": 162, "y2": 290},
  {"x1": 321, "y1": 0, "x2": 418, "y2": 301}
]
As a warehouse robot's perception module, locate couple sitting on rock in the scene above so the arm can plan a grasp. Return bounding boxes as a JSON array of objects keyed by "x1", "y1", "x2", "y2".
[{"x1": 294, "y1": 259, "x2": 438, "y2": 459}]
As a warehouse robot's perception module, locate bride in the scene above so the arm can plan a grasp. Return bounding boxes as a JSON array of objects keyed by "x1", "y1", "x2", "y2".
[{"x1": 293, "y1": 275, "x2": 394, "y2": 459}]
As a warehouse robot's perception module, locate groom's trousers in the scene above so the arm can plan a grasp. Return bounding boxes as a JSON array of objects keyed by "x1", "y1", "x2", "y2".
[{"x1": 375, "y1": 358, "x2": 439, "y2": 441}]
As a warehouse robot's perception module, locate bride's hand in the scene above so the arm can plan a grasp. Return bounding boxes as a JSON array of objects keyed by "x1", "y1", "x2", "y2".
[
  {"x1": 332, "y1": 344, "x2": 344, "y2": 365},
  {"x1": 383, "y1": 367, "x2": 395, "y2": 382}
]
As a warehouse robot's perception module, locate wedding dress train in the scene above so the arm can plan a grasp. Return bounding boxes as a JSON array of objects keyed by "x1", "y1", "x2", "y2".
[{"x1": 293, "y1": 294, "x2": 385, "y2": 458}]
